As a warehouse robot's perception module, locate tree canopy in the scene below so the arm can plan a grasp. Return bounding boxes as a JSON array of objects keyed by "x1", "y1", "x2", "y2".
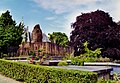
[
  {"x1": 0, "y1": 10, "x2": 23, "y2": 57},
  {"x1": 70, "y1": 10, "x2": 120, "y2": 59},
  {"x1": 48, "y1": 32, "x2": 69, "y2": 47}
]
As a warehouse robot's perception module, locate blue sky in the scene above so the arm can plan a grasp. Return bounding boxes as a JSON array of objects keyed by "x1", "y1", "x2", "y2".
[{"x1": 0, "y1": 0, "x2": 120, "y2": 38}]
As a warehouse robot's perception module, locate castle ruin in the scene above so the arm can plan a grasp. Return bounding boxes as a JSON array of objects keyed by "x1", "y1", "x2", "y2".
[{"x1": 18, "y1": 24, "x2": 74, "y2": 56}]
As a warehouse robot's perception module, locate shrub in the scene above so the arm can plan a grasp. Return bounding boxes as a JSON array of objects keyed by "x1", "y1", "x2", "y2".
[
  {"x1": 97, "y1": 76, "x2": 120, "y2": 83},
  {"x1": 70, "y1": 56, "x2": 84, "y2": 66},
  {"x1": 66, "y1": 41, "x2": 102, "y2": 66},
  {"x1": 26, "y1": 57, "x2": 31, "y2": 60},
  {"x1": 0, "y1": 59, "x2": 97, "y2": 83},
  {"x1": 28, "y1": 51, "x2": 36, "y2": 57},
  {"x1": 97, "y1": 79, "x2": 115, "y2": 83},
  {"x1": 57, "y1": 61, "x2": 68, "y2": 66},
  {"x1": 96, "y1": 57, "x2": 110, "y2": 62},
  {"x1": 68, "y1": 55, "x2": 97, "y2": 66}
]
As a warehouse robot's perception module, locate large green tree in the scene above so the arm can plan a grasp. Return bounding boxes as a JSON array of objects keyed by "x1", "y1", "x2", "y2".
[
  {"x1": 48, "y1": 32, "x2": 69, "y2": 47},
  {"x1": 0, "y1": 10, "x2": 23, "y2": 57}
]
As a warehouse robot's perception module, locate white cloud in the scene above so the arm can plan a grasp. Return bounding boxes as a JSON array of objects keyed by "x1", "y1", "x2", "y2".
[
  {"x1": 32, "y1": 0, "x2": 120, "y2": 37},
  {"x1": 33, "y1": 0, "x2": 96, "y2": 14},
  {"x1": 45, "y1": 16, "x2": 56, "y2": 20},
  {"x1": 109, "y1": 0, "x2": 120, "y2": 22},
  {"x1": 26, "y1": 22, "x2": 40, "y2": 32},
  {"x1": 33, "y1": 0, "x2": 120, "y2": 21},
  {"x1": 63, "y1": 0, "x2": 120, "y2": 37},
  {"x1": 0, "y1": 10, "x2": 7, "y2": 16},
  {"x1": 0, "y1": 9, "x2": 11, "y2": 17}
]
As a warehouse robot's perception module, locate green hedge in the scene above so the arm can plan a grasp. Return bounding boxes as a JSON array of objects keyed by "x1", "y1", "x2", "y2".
[
  {"x1": 57, "y1": 61, "x2": 68, "y2": 66},
  {"x1": 0, "y1": 59, "x2": 98, "y2": 83}
]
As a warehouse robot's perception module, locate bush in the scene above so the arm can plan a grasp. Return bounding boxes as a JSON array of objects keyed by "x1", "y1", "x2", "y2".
[
  {"x1": 68, "y1": 56, "x2": 97, "y2": 66},
  {"x1": 96, "y1": 57, "x2": 110, "y2": 62},
  {"x1": 57, "y1": 61, "x2": 68, "y2": 66},
  {"x1": 66, "y1": 41, "x2": 102, "y2": 66},
  {"x1": 0, "y1": 59, "x2": 97, "y2": 83},
  {"x1": 97, "y1": 76, "x2": 120, "y2": 83},
  {"x1": 70, "y1": 56, "x2": 84, "y2": 66},
  {"x1": 26, "y1": 57, "x2": 31, "y2": 60},
  {"x1": 97, "y1": 79, "x2": 115, "y2": 83}
]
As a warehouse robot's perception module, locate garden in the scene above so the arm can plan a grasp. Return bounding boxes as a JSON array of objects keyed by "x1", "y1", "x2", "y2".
[{"x1": 1, "y1": 9, "x2": 120, "y2": 83}]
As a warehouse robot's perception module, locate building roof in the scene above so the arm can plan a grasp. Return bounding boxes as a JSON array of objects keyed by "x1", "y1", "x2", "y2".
[{"x1": 42, "y1": 33, "x2": 51, "y2": 42}]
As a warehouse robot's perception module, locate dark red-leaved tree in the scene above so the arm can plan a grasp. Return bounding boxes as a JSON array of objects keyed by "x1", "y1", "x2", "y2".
[{"x1": 70, "y1": 10, "x2": 120, "y2": 60}]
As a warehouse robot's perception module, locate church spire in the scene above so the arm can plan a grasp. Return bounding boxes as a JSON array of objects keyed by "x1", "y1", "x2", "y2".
[{"x1": 21, "y1": 16, "x2": 24, "y2": 26}]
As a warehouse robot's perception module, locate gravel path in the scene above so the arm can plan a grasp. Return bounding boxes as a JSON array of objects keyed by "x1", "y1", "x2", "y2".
[{"x1": 0, "y1": 74, "x2": 23, "y2": 83}]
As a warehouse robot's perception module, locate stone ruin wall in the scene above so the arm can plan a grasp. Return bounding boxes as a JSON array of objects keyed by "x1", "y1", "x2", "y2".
[
  {"x1": 19, "y1": 42, "x2": 74, "y2": 56},
  {"x1": 32, "y1": 24, "x2": 43, "y2": 42},
  {"x1": 18, "y1": 24, "x2": 74, "y2": 56}
]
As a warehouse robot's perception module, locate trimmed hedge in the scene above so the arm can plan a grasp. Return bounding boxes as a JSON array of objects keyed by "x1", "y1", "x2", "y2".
[
  {"x1": 57, "y1": 61, "x2": 68, "y2": 66},
  {"x1": 0, "y1": 59, "x2": 98, "y2": 83}
]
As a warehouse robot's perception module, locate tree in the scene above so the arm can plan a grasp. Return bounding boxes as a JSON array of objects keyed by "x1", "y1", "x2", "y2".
[
  {"x1": 70, "y1": 10, "x2": 120, "y2": 59},
  {"x1": 0, "y1": 10, "x2": 23, "y2": 57},
  {"x1": 48, "y1": 32, "x2": 69, "y2": 46}
]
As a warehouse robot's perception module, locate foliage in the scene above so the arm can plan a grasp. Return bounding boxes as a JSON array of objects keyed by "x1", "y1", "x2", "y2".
[
  {"x1": 26, "y1": 57, "x2": 31, "y2": 60},
  {"x1": 48, "y1": 32, "x2": 69, "y2": 46},
  {"x1": 69, "y1": 56, "x2": 84, "y2": 66},
  {"x1": 64, "y1": 53, "x2": 74, "y2": 60},
  {"x1": 113, "y1": 72, "x2": 120, "y2": 81},
  {"x1": 83, "y1": 41, "x2": 101, "y2": 57},
  {"x1": 97, "y1": 74, "x2": 120, "y2": 83},
  {"x1": 69, "y1": 56, "x2": 97, "y2": 66},
  {"x1": 57, "y1": 61, "x2": 68, "y2": 66},
  {"x1": 0, "y1": 53, "x2": 8, "y2": 58},
  {"x1": 38, "y1": 49, "x2": 42, "y2": 53},
  {"x1": 70, "y1": 10, "x2": 120, "y2": 59},
  {"x1": 67, "y1": 41, "x2": 101, "y2": 66},
  {"x1": 39, "y1": 54, "x2": 48, "y2": 65},
  {"x1": 28, "y1": 51, "x2": 36, "y2": 57},
  {"x1": 0, "y1": 10, "x2": 23, "y2": 57},
  {"x1": 28, "y1": 50, "x2": 48, "y2": 65},
  {"x1": 0, "y1": 59, "x2": 98, "y2": 83},
  {"x1": 97, "y1": 78, "x2": 115, "y2": 83},
  {"x1": 69, "y1": 41, "x2": 111, "y2": 65},
  {"x1": 96, "y1": 57, "x2": 110, "y2": 62}
]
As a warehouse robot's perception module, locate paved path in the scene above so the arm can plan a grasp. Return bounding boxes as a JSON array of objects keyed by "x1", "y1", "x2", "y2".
[
  {"x1": 0, "y1": 74, "x2": 23, "y2": 83},
  {"x1": 84, "y1": 62, "x2": 120, "y2": 66},
  {"x1": 52, "y1": 65, "x2": 113, "y2": 72}
]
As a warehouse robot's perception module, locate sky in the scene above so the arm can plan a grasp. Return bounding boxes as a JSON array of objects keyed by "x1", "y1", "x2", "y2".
[{"x1": 0, "y1": 0, "x2": 120, "y2": 38}]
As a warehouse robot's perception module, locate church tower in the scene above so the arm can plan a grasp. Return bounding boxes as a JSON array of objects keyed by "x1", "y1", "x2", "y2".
[{"x1": 32, "y1": 24, "x2": 43, "y2": 42}]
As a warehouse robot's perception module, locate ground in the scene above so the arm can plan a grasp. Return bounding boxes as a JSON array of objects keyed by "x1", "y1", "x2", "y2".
[{"x1": 0, "y1": 74, "x2": 23, "y2": 83}]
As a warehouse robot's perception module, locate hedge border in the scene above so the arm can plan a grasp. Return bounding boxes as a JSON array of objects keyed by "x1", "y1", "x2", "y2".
[{"x1": 0, "y1": 59, "x2": 97, "y2": 83}]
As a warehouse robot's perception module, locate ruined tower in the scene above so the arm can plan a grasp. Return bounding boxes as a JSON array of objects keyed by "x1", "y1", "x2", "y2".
[{"x1": 32, "y1": 24, "x2": 43, "y2": 42}]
